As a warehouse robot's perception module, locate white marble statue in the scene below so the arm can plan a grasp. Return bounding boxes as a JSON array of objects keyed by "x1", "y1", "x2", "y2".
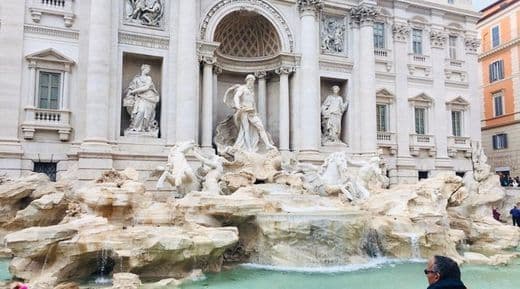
[
  {"x1": 216, "y1": 74, "x2": 276, "y2": 154},
  {"x1": 321, "y1": 85, "x2": 348, "y2": 144},
  {"x1": 192, "y1": 148, "x2": 230, "y2": 194},
  {"x1": 127, "y1": 0, "x2": 164, "y2": 27},
  {"x1": 355, "y1": 156, "x2": 390, "y2": 190},
  {"x1": 123, "y1": 64, "x2": 160, "y2": 136},
  {"x1": 471, "y1": 141, "x2": 491, "y2": 182},
  {"x1": 156, "y1": 141, "x2": 197, "y2": 194}
]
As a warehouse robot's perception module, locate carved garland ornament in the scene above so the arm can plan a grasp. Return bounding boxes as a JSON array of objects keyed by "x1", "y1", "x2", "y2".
[
  {"x1": 350, "y1": 5, "x2": 380, "y2": 26},
  {"x1": 200, "y1": 0, "x2": 295, "y2": 53}
]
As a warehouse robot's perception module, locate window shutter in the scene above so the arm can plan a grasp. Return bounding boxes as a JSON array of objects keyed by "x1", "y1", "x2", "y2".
[
  {"x1": 492, "y1": 135, "x2": 497, "y2": 149},
  {"x1": 504, "y1": 134, "x2": 508, "y2": 148},
  {"x1": 489, "y1": 64, "x2": 493, "y2": 82},
  {"x1": 499, "y1": 60, "x2": 504, "y2": 79}
]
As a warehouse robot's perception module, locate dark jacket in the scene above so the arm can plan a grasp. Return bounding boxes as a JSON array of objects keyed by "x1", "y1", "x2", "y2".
[
  {"x1": 511, "y1": 208, "x2": 520, "y2": 217},
  {"x1": 427, "y1": 279, "x2": 467, "y2": 289}
]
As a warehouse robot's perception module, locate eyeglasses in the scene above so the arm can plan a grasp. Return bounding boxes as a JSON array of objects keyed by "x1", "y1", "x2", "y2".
[{"x1": 424, "y1": 269, "x2": 438, "y2": 275}]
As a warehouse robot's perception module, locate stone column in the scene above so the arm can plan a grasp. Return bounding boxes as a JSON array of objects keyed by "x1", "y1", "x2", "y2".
[
  {"x1": 276, "y1": 67, "x2": 293, "y2": 151},
  {"x1": 255, "y1": 71, "x2": 268, "y2": 124},
  {"x1": 176, "y1": 0, "x2": 198, "y2": 142},
  {"x1": 297, "y1": 0, "x2": 322, "y2": 153},
  {"x1": 464, "y1": 36, "x2": 481, "y2": 141},
  {"x1": 200, "y1": 56, "x2": 216, "y2": 149},
  {"x1": 392, "y1": 22, "x2": 412, "y2": 157},
  {"x1": 84, "y1": 0, "x2": 112, "y2": 144},
  {"x1": 430, "y1": 27, "x2": 449, "y2": 159},
  {"x1": 0, "y1": 1, "x2": 25, "y2": 176},
  {"x1": 350, "y1": 3, "x2": 378, "y2": 154}
]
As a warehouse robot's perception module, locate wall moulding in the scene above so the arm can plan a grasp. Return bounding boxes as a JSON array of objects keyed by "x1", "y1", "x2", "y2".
[
  {"x1": 118, "y1": 31, "x2": 170, "y2": 49},
  {"x1": 24, "y1": 24, "x2": 79, "y2": 40}
]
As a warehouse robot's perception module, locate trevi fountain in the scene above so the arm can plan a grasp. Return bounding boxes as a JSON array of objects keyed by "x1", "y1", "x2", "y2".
[
  {"x1": 0, "y1": 0, "x2": 518, "y2": 288},
  {"x1": 0, "y1": 75, "x2": 519, "y2": 289}
]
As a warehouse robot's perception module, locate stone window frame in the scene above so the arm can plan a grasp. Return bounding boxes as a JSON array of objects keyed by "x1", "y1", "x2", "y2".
[
  {"x1": 409, "y1": 93, "x2": 434, "y2": 135},
  {"x1": 491, "y1": 90, "x2": 505, "y2": 117},
  {"x1": 376, "y1": 88, "x2": 395, "y2": 133},
  {"x1": 25, "y1": 48, "x2": 75, "y2": 110},
  {"x1": 35, "y1": 70, "x2": 63, "y2": 110},
  {"x1": 374, "y1": 8, "x2": 392, "y2": 51},
  {"x1": 445, "y1": 96, "x2": 470, "y2": 137},
  {"x1": 408, "y1": 16, "x2": 431, "y2": 56}
]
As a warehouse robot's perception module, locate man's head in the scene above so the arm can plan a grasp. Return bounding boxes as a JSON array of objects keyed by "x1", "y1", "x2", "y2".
[
  {"x1": 245, "y1": 74, "x2": 255, "y2": 87},
  {"x1": 425, "y1": 255, "x2": 461, "y2": 285},
  {"x1": 332, "y1": 85, "x2": 340, "y2": 95}
]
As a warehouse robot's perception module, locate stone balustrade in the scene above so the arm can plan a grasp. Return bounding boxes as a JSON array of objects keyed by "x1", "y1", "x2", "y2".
[{"x1": 21, "y1": 107, "x2": 72, "y2": 141}]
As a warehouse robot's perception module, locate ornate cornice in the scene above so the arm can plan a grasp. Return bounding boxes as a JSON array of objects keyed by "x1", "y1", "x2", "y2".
[
  {"x1": 392, "y1": 23, "x2": 410, "y2": 42},
  {"x1": 464, "y1": 37, "x2": 480, "y2": 54},
  {"x1": 297, "y1": 0, "x2": 323, "y2": 16},
  {"x1": 24, "y1": 24, "x2": 79, "y2": 40},
  {"x1": 350, "y1": 4, "x2": 379, "y2": 26},
  {"x1": 430, "y1": 30, "x2": 448, "y2": 49}
]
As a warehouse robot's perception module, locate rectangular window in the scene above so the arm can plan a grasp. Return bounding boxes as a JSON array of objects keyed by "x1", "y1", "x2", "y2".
[
  {"x1": 451, "y1": 111, "x2": 462, "y2": 136},
  {"x1": 412, "y1": 29, "x2": 423, "y2": 55},
  {"x1": 38, "y1": 71, "x2": 61, "y2": 110},
  {"x1": 492, "y1": 133, "x2": 508, "y2": 150},
  {"x1": 489, "y1": 60, "x2": 504, "y2": 82},
  {"x1": 492, "y1": 26, "x2": 500, "y2": 48},
  {"x1": 373, "y1": 22, "x2": 385, "y2": 49},
  {"x1": 376, "y1": 104, "x2": 388, "y2": 132},
  {"x1": 418, "y1": 171, "x2": 429, "y2": 180},
  {"x1": 414, "y1": 107, "x2": 426, "y2": 135},
  {"x1": 449, "y1": 36, "x2": 457, "y2": 59},
  {"x1": 493, "y1": 92, "x2": 504, "y2": 116}
]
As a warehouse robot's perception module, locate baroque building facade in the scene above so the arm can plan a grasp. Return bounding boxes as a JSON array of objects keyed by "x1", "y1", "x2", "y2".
[
  {"x1": 0, "y1": 0, "x2": 480, "y2": 186},
  {"x1": 478, "y1": 0, "x2": 520, "y2": 177}
]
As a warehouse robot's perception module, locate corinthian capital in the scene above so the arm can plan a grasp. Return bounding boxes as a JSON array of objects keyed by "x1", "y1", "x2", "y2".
[
  {"x1": 275, "y1": 66, "x2": 296, "y2": 75},
  {"x1": 392, "y1": 23, "x2": 410, "y2": 42},
  {"x1": 464, "y1": 37, "x2": 480, "y2": 54},
  {"x1": 199, "y1": 55, "x2": 216, "y2": 65},
  {"x1": 350, "y1": 4, "x2": 379, "y2": 26},
  {"x1": 297, "y1": 0, "x2": 323, "y2": 16},
  {"x1": 430, "y1": 30, "x2": 448, "y2": 49}
]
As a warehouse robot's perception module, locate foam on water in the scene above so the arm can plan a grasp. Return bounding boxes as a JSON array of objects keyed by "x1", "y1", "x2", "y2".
[{"x1": 241, "y1": 258, "x2": 425, "y2": 273}]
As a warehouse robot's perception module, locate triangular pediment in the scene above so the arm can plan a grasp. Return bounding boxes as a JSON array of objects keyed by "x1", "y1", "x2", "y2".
[
  {"x1": 446, "y1": 96, "x2": 470, "y2": 106},
  {"x1": 376, "y1": 88, "x2": 395, "y2": 99},
  {"x1": 26, "y1": 48, "x2": 75, "y2": 64},
  {"x1": 409, "y1": 93, "x2": 433, "y2": 103}
]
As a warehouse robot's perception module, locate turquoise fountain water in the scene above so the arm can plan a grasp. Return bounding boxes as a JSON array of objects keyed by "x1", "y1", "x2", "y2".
[
  {"x1": 179, "y1": 260, "x2": 520, "y2": 289},
  {"x1": 0, "y1": 259, "x2": 10, "y2": 281}
]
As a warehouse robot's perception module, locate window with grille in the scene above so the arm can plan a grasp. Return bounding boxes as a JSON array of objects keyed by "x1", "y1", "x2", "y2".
[
  {"x1": 412, "y1": 29, "x2": 423, "y2": 55},
  {"x1": 38, "y1": 71, "x2": 61, "y2": 110},
  {"x1": 418, "y1": 171, "x2": 429, "y2": 180},
  {"x1": 374, "y1": 22, "x2": 385, "y2": 49},
  {"x1": 492, "y1": 26, "x2": 500, "y2": 48},
  {"x1": 414, "y1": 107, "x2": 426, "y2": 135},
  {"x1": 33, "y1": 162, "x2": 57, "y2": 182},
  {"x1": 493, "y1": 92, "x2": 504, "y2": 117},
  {"x1": 489, "y1": 60, "x2": 504, "y2": 82},
  {"x1": 492, "y1": 133, "x2": 508, "y2": 150},
  {"x1": 449, "y1": 36, "x2": 457, "y2": 59},
  {"x1": 451, "y1": 111, "x2": 462, "y2": 136}
]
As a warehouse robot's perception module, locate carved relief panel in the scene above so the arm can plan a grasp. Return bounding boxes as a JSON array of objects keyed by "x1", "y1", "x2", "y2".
[
  {"x1": 124, "y1": 0, "x2": 165, "y2": 28},
  {"x1": 320, "y1": 15, "x2": 347, "y2": 56}
]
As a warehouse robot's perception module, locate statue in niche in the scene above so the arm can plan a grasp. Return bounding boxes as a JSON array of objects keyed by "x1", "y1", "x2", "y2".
[
  {"x1": 127, "y1": 0, "x2": 164, "y2": 27},
  {"x1": 215, "y1": 74, "x2": 276, "y2": 155},
  {"x1": 123, "y1": 64, "x2": 160, "y2": 137},
  {"x1": 321, "y1": 17, "x2": 346, "y2": 54},
  {"x1": 321, "y1": 85, "x2": 348, "y2": 145}
]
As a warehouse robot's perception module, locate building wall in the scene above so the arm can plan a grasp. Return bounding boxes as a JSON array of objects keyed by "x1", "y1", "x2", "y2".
[
  {"x1": 479, "y1": 0, "x2": 520, "y2": 176},
  {"x1": 0, "y1": 0, "x2": 481, "y2": 187}
]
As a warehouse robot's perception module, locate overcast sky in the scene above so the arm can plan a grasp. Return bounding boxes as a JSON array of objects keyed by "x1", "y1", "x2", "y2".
[{"x1": 473, "y1": 0, "x2": 497, "y2": 10}]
